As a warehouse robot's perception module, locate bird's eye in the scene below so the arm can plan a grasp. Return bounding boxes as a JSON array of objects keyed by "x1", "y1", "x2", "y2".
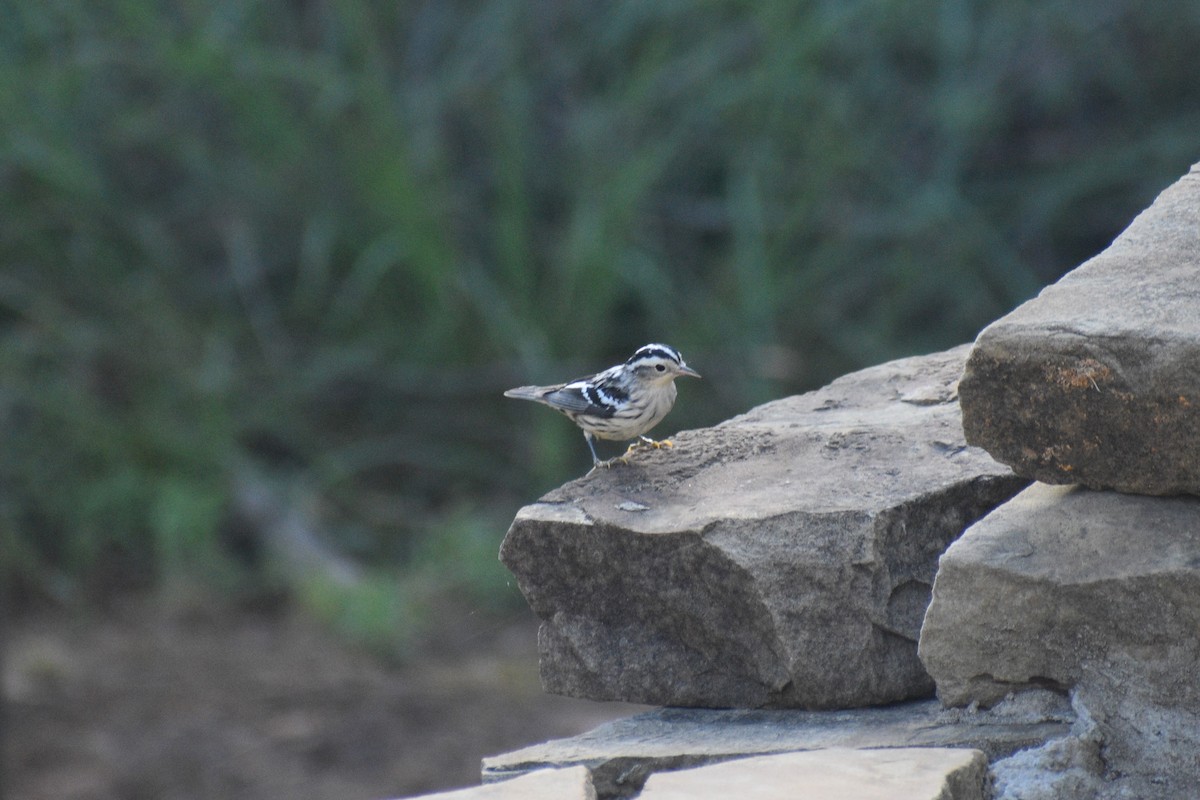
[{"x1": 655, "y1": 364, "x2": 667, "y2": 372}]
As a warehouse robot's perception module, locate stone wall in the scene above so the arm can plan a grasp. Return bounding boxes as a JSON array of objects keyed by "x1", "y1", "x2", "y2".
[
  {"x1": 399, "y1": 161, "x2": 1200, "y2": 799},
  {"x1": 920, "y1": 161, "x2": 1200, "y2": 799}
]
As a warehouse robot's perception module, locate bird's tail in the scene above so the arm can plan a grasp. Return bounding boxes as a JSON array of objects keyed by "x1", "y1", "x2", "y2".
[{"x1": 503, "y1": 385, "x2": 548, "y2": 401}]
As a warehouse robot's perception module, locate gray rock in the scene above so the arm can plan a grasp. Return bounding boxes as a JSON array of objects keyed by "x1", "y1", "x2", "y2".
[
  {"x1": 483, "y1": 694, "x2": 1073, "y2": 800},
  {"x1": 959, "y1": 161, "x2": 1200, "y2": 495},
  {"x1": 990, "y1": 736, "x2": 1106, "y2": 799},
  {"x1": 638, "y1": 748, "x2": 989, "y2": 800},
  {"x1": 500, "y1": 346, "x2": 1027, "y2": 709},
  {"x1": 988, "y1": 698, "x2": 1109, "y2": 800},
  {"x1": 919, "y1": 482, "x2": 1200, "y2": 792},
  {"x1": 989, "y1": 692, "x2": 1187, "y2": 800}
]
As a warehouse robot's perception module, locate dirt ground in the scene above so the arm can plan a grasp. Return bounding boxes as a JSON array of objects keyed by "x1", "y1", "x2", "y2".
[{"x1": 4, "y1": 594, "x2": 643, "y2": 800}]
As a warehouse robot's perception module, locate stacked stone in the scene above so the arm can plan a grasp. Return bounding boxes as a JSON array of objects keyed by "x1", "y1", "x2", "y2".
[
  {"x1": 919, "y1": 161, "x2": 1200, "y2": 799},
  {"x1": 414, "y1": 163, "x2": 1200, "y2": 799},
  {"x1": 487, "y1": 345, "x2": 1038, "y2": 799}
]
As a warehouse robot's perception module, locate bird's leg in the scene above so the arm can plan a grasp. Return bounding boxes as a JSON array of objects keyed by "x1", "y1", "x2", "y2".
[
  {"x1": 584, "y1": 431, "x2": 603, "y2": 467},
  {"x1": 584, "y1": 431, "x2": 634, "y2": 472}
]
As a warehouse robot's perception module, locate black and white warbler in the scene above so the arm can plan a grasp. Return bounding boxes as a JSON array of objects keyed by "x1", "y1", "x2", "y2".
[{"x1": 505, "y1": 343, "x2": 700, "y2": 468}]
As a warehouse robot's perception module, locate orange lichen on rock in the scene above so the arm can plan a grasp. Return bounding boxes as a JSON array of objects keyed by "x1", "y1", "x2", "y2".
[{"x1": 1047, "y1": 359, "x2": 1110, "y2": 391}]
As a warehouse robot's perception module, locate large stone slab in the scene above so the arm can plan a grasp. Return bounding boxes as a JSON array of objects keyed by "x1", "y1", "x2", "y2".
[
  {"x1": 959, "y1": 161, "x2": 1200, "y2": 495},
  {"x1": 402, "y1": 766, "x2": 594, "y2": 800},
  {"x1": 919, "y1": 482, "x2": 1200, "y2": 794},
  {"x1": 639, "y1": 748, "x2": 988, "y2": 800},
  {"x1": 483, "y1": 694, "x2": 1073, "y2": 799},
  {"x1": 500, "y1": 346, "x2": 1027, "y2": 709}
]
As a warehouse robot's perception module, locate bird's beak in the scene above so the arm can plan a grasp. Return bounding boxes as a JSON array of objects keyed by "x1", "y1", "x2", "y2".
[{"x1": 677, "y1": 364, "x2": 701, "y2": 379}]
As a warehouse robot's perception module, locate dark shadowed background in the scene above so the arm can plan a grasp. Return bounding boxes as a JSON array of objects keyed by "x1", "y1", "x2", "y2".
[{"x1": 3, "y1": 2, "x2": 1199, "y2": 798}]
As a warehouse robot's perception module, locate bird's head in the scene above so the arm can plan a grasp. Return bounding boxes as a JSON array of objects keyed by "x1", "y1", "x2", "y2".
[{"x1": 625, "y1": 343, "x2": 701, "y2": 386}]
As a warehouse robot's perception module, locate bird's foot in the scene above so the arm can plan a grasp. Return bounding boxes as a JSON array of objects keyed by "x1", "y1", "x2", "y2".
[
  {"x1": 615, "y1": 437, "x2": 674, "y2": 462},
  {"x1": 587, "y1": 438, "x2": 675, "y2": 474},
  {"x1": 587, "y1": 456, "x2": 629, "y2": 474},
  {"x1": 628, "y1": 436, "x2": 673, "y2": 453}
]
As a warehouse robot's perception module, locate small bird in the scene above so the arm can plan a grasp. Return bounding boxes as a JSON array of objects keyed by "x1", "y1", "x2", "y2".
[{"x1": 505, "y1": 343, "x2": 700, "y2": 468}]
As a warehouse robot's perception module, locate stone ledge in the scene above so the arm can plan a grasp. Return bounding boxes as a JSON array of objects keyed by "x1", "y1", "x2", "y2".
[
  {"x1": 501, "y1": 346, "x2": 1026, "y2": 709},
  {"x1": 483, "y1": 694, "x2": 1071, "y2": 799}
]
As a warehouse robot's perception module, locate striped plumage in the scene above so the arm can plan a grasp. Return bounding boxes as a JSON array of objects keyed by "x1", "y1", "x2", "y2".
[{"x1": 505, "y1": 344, "x2": 700, "y2": 467}]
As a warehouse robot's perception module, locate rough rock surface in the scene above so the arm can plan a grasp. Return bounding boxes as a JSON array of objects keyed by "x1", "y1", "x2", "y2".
[
  {"x1": 919, "y1": 482, "x2": 1200, "y2": 795},
  {"x1": 987, "y1": 704, "x2": 1109, "y2": 800},
  {"x1": 638, "y1": 748, "x2": 988, "y2": 800},
  {"x1": 959, "y1": 161, "x2": 1200, "y2": 495},
  {"x1": 405, "y1": 766, "x2": 594, "y2": 800},
  {"x1": 500, "y1": 346, "x2": 1027, "y2": 709},
  {"x1": 483, "y1": 693, "x2": 1073, "y2": 799}
]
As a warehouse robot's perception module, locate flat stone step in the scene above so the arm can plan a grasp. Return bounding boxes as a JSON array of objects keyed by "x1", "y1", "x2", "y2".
[
  {"x1": 402, "y1": 766, "x2": 594, "y2": 800},
  {"x1": 638, "y1": 748, "x2": 988, "y2": 800},
  {"x1": 959, "y1": 161, "x2": 1200, "y2": 495},
  {"x1": 483, "y1": 696, "x2": 1072, "y2": 799},
  {"x1": 501, "y1": 346, "x2": 1026, "y2": 709}
]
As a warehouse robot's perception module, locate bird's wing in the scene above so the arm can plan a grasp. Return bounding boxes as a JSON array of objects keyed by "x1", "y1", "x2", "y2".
[
  {"x1": 547, "y1": 378, "x2": 626, "y2": 417},
  {"x1": 545, "y1": 386, "x2": 599, "y2": 414},
  {"x1": 506, "y1": 365, "x2": 630, "y2": 418}
]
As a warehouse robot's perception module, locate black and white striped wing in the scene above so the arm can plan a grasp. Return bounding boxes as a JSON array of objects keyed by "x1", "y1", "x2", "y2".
[{"x1": 542, "y1": 379, "x2": 623, "y2": 418}]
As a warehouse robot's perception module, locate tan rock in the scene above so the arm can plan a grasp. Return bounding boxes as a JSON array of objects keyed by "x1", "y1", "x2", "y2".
[
  {"x1": 400, "y1": 766, "x2": 594, "y2": 800},
  {"x1": 960, "y1": 161, "x2": 1200, "y2": 495},
  {"x1": 639, "y1": 748, "x2": 987, "y2": 800}
]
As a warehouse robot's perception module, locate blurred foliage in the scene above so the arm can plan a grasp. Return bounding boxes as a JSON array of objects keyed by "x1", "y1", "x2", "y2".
[{"x1": 1, "y1": 0, "x2": 1198, "y2": 635}]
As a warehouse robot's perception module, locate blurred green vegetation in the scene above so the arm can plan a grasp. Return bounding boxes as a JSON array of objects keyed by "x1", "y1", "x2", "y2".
[{"x1": 2, "y1": 1, "x2": 1198, "y2": 647}]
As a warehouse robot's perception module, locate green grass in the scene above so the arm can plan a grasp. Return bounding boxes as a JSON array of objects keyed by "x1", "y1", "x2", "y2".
[{"x1": 2, "y1": 0, "x2": 1198, "y2": 645}]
